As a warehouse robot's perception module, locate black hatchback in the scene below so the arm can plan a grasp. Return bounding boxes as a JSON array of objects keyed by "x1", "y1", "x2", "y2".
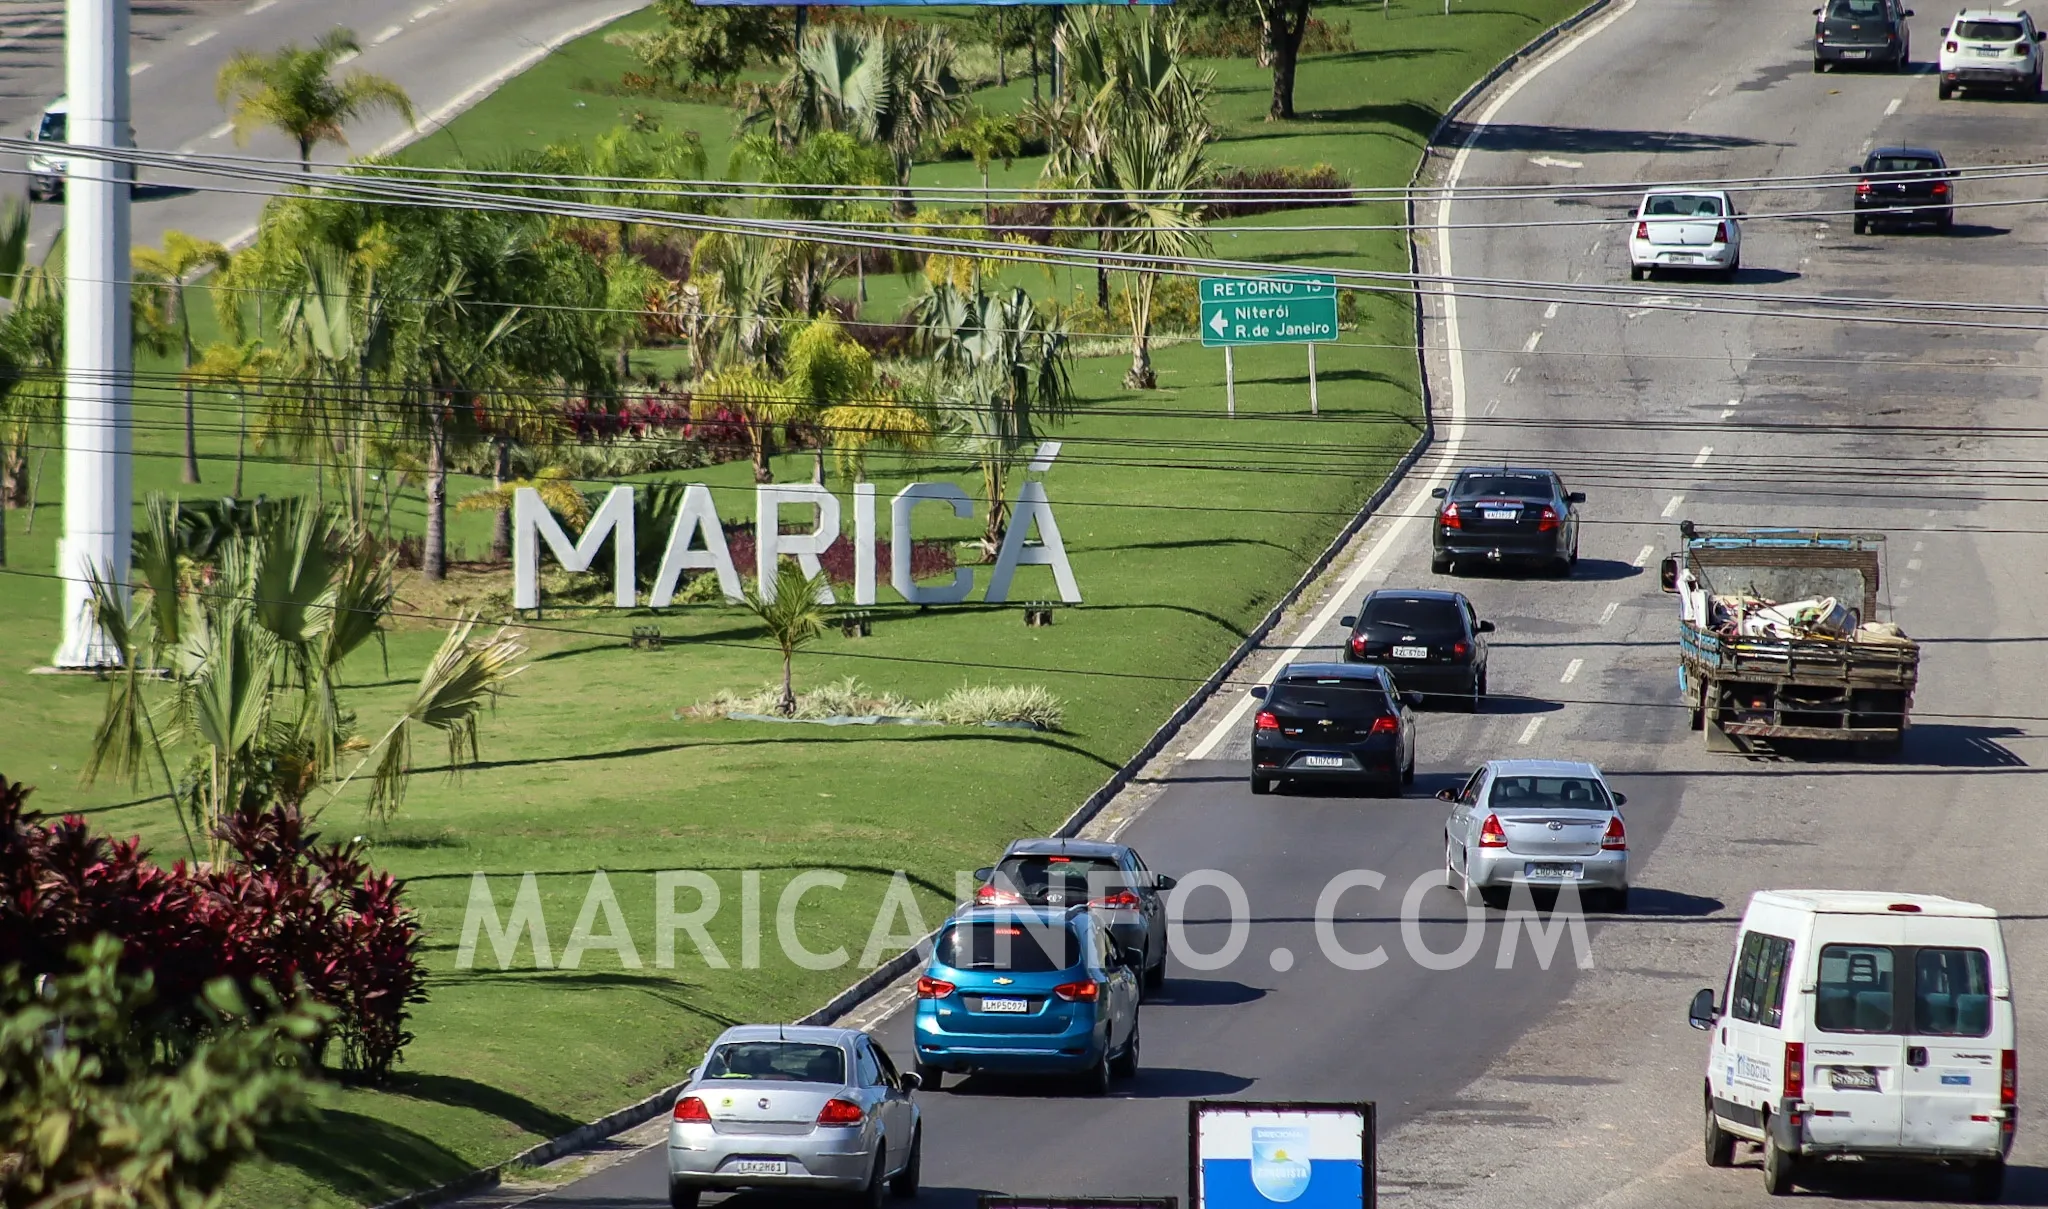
[
  {"x1": 1813, "y1": 0, "x2": 1913, "y2": 71},
  {"x1": 1430, "y1": 466, "x2": 1584, "y2": 575},
  {"x1": 1341, "y1": 589, "x2": 1494, "y2": 711},
  {"x1": 1853, "y1": 146, "x2": 1955, "y2": 232},
  {"x1": 1249, "y1": 663, "x2": 1419, "y2": 797}
]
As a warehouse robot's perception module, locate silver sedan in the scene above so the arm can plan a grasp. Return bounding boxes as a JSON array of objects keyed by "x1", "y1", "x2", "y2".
[
  {"x1": 1438, "y1": 759, "x2": 1631, "y2": 911},
  {"x1": 666, "y1": 1025, "x2": 922, "y2": 1209}
]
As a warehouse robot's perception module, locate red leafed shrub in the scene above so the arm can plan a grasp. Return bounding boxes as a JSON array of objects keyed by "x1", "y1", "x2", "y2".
[
  {"x1": 561, "y1": 390, "x2": 697, "y2": 441},
  {"x1": 1202, "y1": 164, "x2": 1357, "y2": 220},
  {"x1": 0, "y1": 773, "x2": 427, "y2": 1082},
  {"x1": 720, "y1": 525, "x2": 957, "y2": 588}
]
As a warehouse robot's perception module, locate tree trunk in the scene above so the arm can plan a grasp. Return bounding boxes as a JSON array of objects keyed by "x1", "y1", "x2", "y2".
[
  {"x1": 779, "y1": 648, "x2": 796, "y2": 716},
  {"x1": 752, "y1": 417, "x2": 774, "y2": 483},
  {"x1": 424, "y1": 407, "x2": 448, "y2": 581},
  {"x1": 490, "y1": 436, "x2": 513, "y2": 561},
  {"x1": 0, "y1": 440, "x2": 27, "y2": 508},
  {"x1": 1030, "y1": 41, "x2": 1041, "y2": 101},
  {"x1": 300, "y1": 138, "x2": 314, "y2": 173},
  {"x1": 982, "y1": 166, "x2": 993, "y2": 227},
  {"x1": 179, "y1": 300, "x2": 200, "y2": 484},
  {"x1": 1266, "y1": 0, "x2": 1312, "y2": 120},
  {"x1": 233, "y1": 390, "x2": 247, "y2": 498},
  {"x1": 997, "y1": 12, "x2": 1009, "y2": 86},
  {"x1": 1125, "y1": 332, "x2": 1156, "y2": 389},
  {"x1": 980, "y1": 458, "x2": 1008, "y2": 560}
]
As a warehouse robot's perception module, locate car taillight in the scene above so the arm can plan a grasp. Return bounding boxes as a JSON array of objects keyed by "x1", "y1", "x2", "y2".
[
  {"x1": 1713, "y1": 221, "x2": 1728, "y2": 244},
  {"x1": 817, "y1": 1098, "x2": 865, "y2": 1126},
  {"x1": 1478, "y1": 814, "x2": 1507, "y2": 847},
  {"x1": 1440, "y1": 501, "x2": 1462, "y2": 529},
  {"x1": 1536, "y1": 505, "x2": 1559, "y2": 532},
  {"x1": 1091, "y1": 889, "x2": 1142, "y2": 909},
  {"x1": 1784, "y1": 1041, "x2": 1805, "y2": 1100},
  {"x1": 1635, "y1": 219, "x2": 1649, "y2": 239},
  {"x1": 1369, "y1": 715, "x2": 1399, "y2": 734},
  {"x1": 673, "y1": 1096, "x2": 712, "y2": 1123},
  {"x1": 1452, "y1": 640, "x2": 1470, "y2": 658},
  {"x1": 1255, "y1": 710, "x2": 1280, "y2": 732},
  {"x1": 916, "y1": 975, "x2": 955, "y2": 999},
  {"x1": 1053, "y1": 980, "x2": 1101, "y2": 1002},
  {"x1": 1856, "y1": 180, "x2": 1872, "y2": 194},
  {"x1": 1350, "y1": 632, "x2": 1367, "y2": 655},
  {"x1": 1601, "y1": 815, "x2": 1627, "y2": 851},
  {"x1": 1946, "y1": 39, "x2": 1958, "y2": 50},
  {"x1": 974, "y1": 883, "x2": 1024, "y2": 906},
  {"x1": 2002, "y1": 1049, "x2": 2018, "y2": 1108},
  {"x1": 1932, "y1": 181, "x2": 1949, "y2": 195}
]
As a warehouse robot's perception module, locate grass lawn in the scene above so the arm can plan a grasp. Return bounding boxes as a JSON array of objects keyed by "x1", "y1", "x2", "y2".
[{"x1": 0, "y1": 0, "x2": 1586, "y2": 1203}]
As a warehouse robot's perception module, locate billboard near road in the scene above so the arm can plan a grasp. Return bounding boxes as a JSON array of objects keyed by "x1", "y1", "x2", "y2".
[{"x1": 1190, "y1": 1102, "x2": 1374, "y2": 1209}]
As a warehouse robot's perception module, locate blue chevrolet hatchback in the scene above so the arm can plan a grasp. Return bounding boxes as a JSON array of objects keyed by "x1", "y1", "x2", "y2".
[{"x1": 911, "y1": 904, "x2": 1141, "y2": 1094}]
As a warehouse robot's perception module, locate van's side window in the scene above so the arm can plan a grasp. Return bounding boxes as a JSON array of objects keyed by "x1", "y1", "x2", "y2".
[
  {"x1": 1730, "y1": 932, "x2": 1793, "y2": 1026},
  {"x1": 1817, "y1": 944, "x2": 1897, "y2": 1033},
  {"x1": 1914, "y1": 948, "x2": 1993, "y2": 1037}
]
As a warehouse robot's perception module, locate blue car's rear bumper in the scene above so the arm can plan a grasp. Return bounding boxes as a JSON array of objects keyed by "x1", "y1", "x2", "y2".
[{"x1": 912, "y1": 1009, "x2": 1104, "y2": 1074}]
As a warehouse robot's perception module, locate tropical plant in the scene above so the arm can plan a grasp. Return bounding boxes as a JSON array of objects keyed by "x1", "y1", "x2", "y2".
[
  {"x1": 544, "y1": 124, "x2": 711, "y2": 256},
  {"x1": 456, "y1": 466, "x2": 592, "y2": 529},
  {"x1": 944, "y1": 109, "x2": 1025, "y2": 224},
  {"x1": 275, "y1": 242, "x2": 393, "y2": 521},
  {"x1": 783, "y1": 318, "x2": 884, "y2": 483},
  {"x1": 183, "y1": 340, "x2": 277, "y2": 499},
  {"x1": 727, "y1": 131, "x2": 895, "y2": 314},
  {"x1": 1099, "y1": 120, "x2": 1210, "y2": 389},
  {"x1": 134, "y1": 232, "x2": 234, "y2": 485},
  {"x1": 0, "y1": 201, "x2": 63, "y2": 540},
  {"x1": 215, "y1": 28, "x2": 417, "y2": 170},
  {"x1": 741, "y1": 559, "x2": 833, "y2": 716},
  {"x1": 610, "y1": 0, "x2": 792, "y2": 91},
  {"x1": 780, "y1": 23, "x2": 965, "y2": 209}
]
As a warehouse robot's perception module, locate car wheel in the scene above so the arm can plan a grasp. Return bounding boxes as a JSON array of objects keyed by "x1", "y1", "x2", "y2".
[
  {"x1": 669, "y1": 1183, "x2": 702, "y2": 1209},
  {"x1": 1081, "y1": 1044, "x2": 1113, "y2": 1096},
  {"x1": 856, "y1": 1152, "x2": 889, "y2": 1209},
  {"x1": 1568, "y1": 540, "x2": 1580, "y2": 568},
  {"x1": 914, "y1": 1061, "x2": 944, "y2": 1093},
  {"x1": 1703, "y1": 1092, "x2": 1736, "y2": 1168},
  {"x1": 1969, "y1": 1159, "x2": 2006, "y2": 1203},
  {"x1": 1761, "y1": 1122, "x2": 1798, "y2": 1195},
  {"x1": 1939, "y1": 79, "x2": 1954, "y2": 99},
  {"x1": 1402, "y1": 755, "x2": 1415, "y2": 785},
  {"x1": 1460, "y1": 860, "x2": 1486, "y2": 909},
  {"x1": 1144, "y1": 951, "x2": 1167, "y2": 992},
  {"x1": 1854, "y1": 215, "x2": 1868, "y2": 234},
  {"x1": 890, "y1": 1128, "x2": 922, "y2": 1197},
  {"x1": 1111, "y1": 1021, "x2": 1140, "y2": 1078},
  {"x1": 1250, "y1": 775, "x2": 1272, "y2": 796},
  {"x1": 1431, "y1": 552, "x2": 1452, "y2": 575},
  {"x1": 1938, "y1": 210, "x2": 1954, "y2": 231},
  {"x1": 1721, "y1": 257, "x2": 1739, "y2": 282},
  {"x1": 1629, "y1": 265, "x2": 1646, "y2": 281},
  {"x1": 1812, "y1": 57, "x2": 1825, "y2": 72}
]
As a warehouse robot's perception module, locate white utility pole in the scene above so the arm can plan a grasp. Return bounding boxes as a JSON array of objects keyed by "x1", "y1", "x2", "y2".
[{"x1": 54, "y1": 0, "x2": 132, "y2": 667}]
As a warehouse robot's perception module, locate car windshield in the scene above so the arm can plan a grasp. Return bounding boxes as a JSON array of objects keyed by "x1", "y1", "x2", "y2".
[
  {"x1": 704, "y1": 1042, "x2": 846, "y2": 1083},
  {"x1": 1643, "y1": 194, "x2": 1724, "y2": 217},
  {"x1": 1826, "y1": 0, "x2": 1885, "y2": 18},
  {"x1": 992, "y1": 855, "x2": 1125, "y2": 897},
  {"x1": 1454, "y1": 472, "x2": 1552, "y2": 500},
  {"x1": 1955, "y1": 18, "x2": 2023, "y2": 38},
  {"x1": 1360, "y1": 596, "x2": 1463, "y2": 634},
  {"x1": 1269, "y1": 680, "x2": 1389, "y2": 716},
  {"x1": 1869, "y1": 155, "x2": 1940, "y2": 173},
  {"x1": 1487, "y1": 775, "x2": 1612, "y2": 808},
  {"x1": 934, "y1": 921, "x2": 1076, "y2": 972},
  {"x1": 36, "y1": 112, "x2": 64, "y2": 142}
]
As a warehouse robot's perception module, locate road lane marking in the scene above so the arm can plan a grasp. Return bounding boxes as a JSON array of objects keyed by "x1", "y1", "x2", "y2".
[
  {"x1": 1633, "y1": 544, "x2": 1656, "y2": 568},
  {"x1": 1720, "y1": 409, "x2": 1737, "y2": 419},
  {"x1": 1561, "y1": 659, "x2": 1583, "y2": 684},
  {"x1": 1692, "y1": 445, "x2": 1714, "y2": 466},
  {"x1": 1543, "y1": 302, "x2": 1560, "y2": 320},
  {"x1": 413, "y1": 2, "x2": 443, "y2": 17},
  {"x1": 187, "y1": 29, "x2": 218, "y2": 45},
  {"x1": 1530, "y1": 156, "x2": 1584, "y2": 168},
  {"x1": 1912, "y1": 540, "x2": 1924, "y2": 552},
  {"x1": 1661, "y1": 495, "x2": 1684, "y2": 517},
  {"x1": 1186, "y1": 0, "x2": 1639, "y2": 763},
  {"x1": 1485, "y1": 398, "x2": 1500, "y2": 416},
  {"x1": 334, "y1": 49, "x2": 359, "y2": 65},
  {"x1": 1518, "y1": 717, "x2": 1545, "y2": 745},
  {"x1": 1503, "y1": 366, "x2": 1521, "y2": 385},
  {"x1": 1895, "y1": 594, "x2": 1909, "y2": 605},
  {"x1": 1885, "y1": 96, "x2": 1903, "y2": 115},
  {"x1": 1523, "y1": 331, "x2": 1543, "y2": 353},
  {"x1": 1907, "y1": 558, "x2": 1923, "y2": 571},
  {"x1": 129, "y1": 62, "x2": 150, "y2": 76},
  {"x1": 1586, "y1": 239, "x2": 1601, "y2": 256},
  {"x1": 1599, "y1": 602, "x2": 1618, "y2": 625},
  {"x1": 247, "y1": 0, "x2": 275, "y2": 11},
  {"x1": 206, "y1": 121, "x2": 234, "y2": 140},
  {"x1": 0, "y1": 18, "x2": 60, "y2": 51},
  {"x1": 372, "y1": 24, "x2": 404, "y2": 44}
]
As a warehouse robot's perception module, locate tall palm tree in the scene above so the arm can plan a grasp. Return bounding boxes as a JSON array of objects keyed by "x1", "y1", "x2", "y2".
[
  {"x1": 727, "y1": 131, "x2": 893, "y2": 316},
  {"x1": 690, "y1": 231, "x2": 788, "y2": 482},
  {"x1": 783, "y1": 24, "x2": 964, "y2": 213},
  {"x1": 215, "y1": 29, "x2": 416, "y2": 171},
  {"x1": 134, "y1": 231, "x2": 233, "y2": 484},
  {"x1": 1100, "y1": 120, "x2": 1209, "y2": 390},
  {"x1": 944, "y1": 110, "x2": 1024, "y2": 225},
  {"x1": 275, "y1": 244, "x2": 393, "y2": 521}
]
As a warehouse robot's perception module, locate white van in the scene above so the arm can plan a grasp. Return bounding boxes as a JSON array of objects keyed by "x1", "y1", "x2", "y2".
[{"x1": 1687, "y1": 890, "x2": 2015, "y2": 1199}]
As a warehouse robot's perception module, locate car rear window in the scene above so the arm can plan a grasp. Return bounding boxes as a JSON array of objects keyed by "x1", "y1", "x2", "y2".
[
  {"x1": 993, "y1": 855, "x2": 1125, "y2": 897},
  {"x1": 935, "y1": 921, "x2": 1077, "y2": 973},
  {"x1": 1454, "y1": 473, "x2": 1552, "y2": 500},
  {"x1": 1269, "y1": 680, "x2": 1389, "y2": 715},
  {"x1": 1868, "y1": 156, "x2": 1939, "y2": 174},
  {"x1": 1816, "y1": 944, "x2": 1896, "y2": 1032},
  {"x1": 1955, "y1": 18, "x2": 2023, "y2": 38},
  {"x1": 704, "y1": 1042, "x2": 847, "y2": 1083},
  {"x1": 1361, "y1": 596, "x2": 1464, "y2": 634},
  {"x1": 1487, "y1": 776, "x2": 1612, "y2": 808},
  {"x1": 1825, "y1": 0, "x2": 1884, "y2": 18},
  {"x1": 36, "y1": 112, "x2": 64, "y2": 142},
  {"x1": 1643, "y1": 194, "x2": 1724, "y2": 217},
  {"x1": 1914, "y1": 948, "x2": 1993, "y2": 1037}
]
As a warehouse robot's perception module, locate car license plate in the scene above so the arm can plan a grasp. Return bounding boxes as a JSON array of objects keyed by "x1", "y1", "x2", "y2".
[
  {"x1": 730, "y1": 1160, "x2": 788, "y2": 1176},
  {"x1": 1843, "y1": 49, "x2": 1867, "y2": 57},
  {"x1": 1972, "y1": 47, "x2": 2000, "y2": 55},
  {"x1": 1301, "y1": 755, "x2": 1345, "y2": 768},
  {"x1": 1482, "y1": 509, "x2": 1517, "y2": 520},
  {"x1": 1523, "y1": 862, "x2": 1582, "y2": 879},
  {"x1": 980, "y1": 996, "x2": 1027, "y2": 1013},
  {"x1": 1392, "y1": 644, "x2": 1428, "y2": 659},
  {"x1": 1828, "y1": 1066, "x2": 1880, "y2": 1091}
]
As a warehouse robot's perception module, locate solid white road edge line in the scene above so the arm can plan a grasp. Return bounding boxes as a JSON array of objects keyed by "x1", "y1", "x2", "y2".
[{"x1": 1184, "y1": 0, "x2": 1639, "y2": 763}]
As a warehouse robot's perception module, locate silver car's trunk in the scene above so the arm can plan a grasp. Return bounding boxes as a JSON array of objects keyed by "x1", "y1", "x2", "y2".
[
  {"x1": 1498, "y1": 810, "x2": 1610, "y2": 857},
  {"x1": 703, "y1": 1081, "x2": 844, "y2": 1129},
  {"x1": 1644, "y1": 219, "x2": 1720, "y2": 247}
]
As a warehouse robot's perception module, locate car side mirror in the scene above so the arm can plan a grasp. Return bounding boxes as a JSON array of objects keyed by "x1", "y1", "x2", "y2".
[
  {"x1": 1434, "y1": 788, "x2": 1457, "y2": 802},
  {"x1": 1567, "y1": 491, "x2": 1586, "y2": 503},
  {"x1": 1812, "y1": 6, "x2": 1821, "y2": 11},
  {"x1": 1340, "y1": 615, "x2": 1357, "y2": 628},
  {"x1": 1659, "y1": 556, "x2": 1680, "y2": 593},
  {"x1": 2035, "y1": 29, "x2": 2044, "y2": 39},
  {"x1": 1404, "y1": 692, "x2": 1425, "y2": 709},
  {"x1": 1475, "y1": 620, "x2": 1496, "y2": 634},
  {"x1": 1688, "y1": 987, "x2": 1719, "y2": 1031},
  {"x1": 899, "y1": 1071, "x2": 923, "y2": 1092},
  {"x1": 1153, "y1": 873, "x2": 1177, "y2": 891},
  {"x1": 1613, "y1": 792, "x2": 1628, "y2": 807},
  {"x1": 1249, "y1": 685, "x2": 1268, "y2": 700},
  {"x1": 688, "y1": 1065, "x2": 703, "y2": 1083},
  {"x1": 1429, "y1": 487, "x2": 1448, "y2": 499},
  {"x1": 973, "y1": 866, "x2": 994, "y2": 883}
]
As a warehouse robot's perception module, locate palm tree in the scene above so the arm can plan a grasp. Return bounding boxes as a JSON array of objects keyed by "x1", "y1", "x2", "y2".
[
  {"x1": 690, "y1": 231, "x2": 789, "y2": 481},
  {"x1": 727, "y1": 131, "x2": 894, "y2": 316},
  {"x1": 134, "y1": 231, "x2": 234, "y2": 483},
  {"x1": 1100, "y1": 120, "x2": 1209, "y2": 390},
  {"x1": 784, "y1": 23, "x2": 964, "y2": 212},
  {"x1": 275, "y1": 244, "x2": 393, "y2": 520},
  {"x1": 0, "y1": 204, "x2": 64, "y2": 544},
  {"x1": 742, "y1": 559, "x2": 832, "y2": 716},
  {"x1": 944, "y1": 110, "x2": 1024, "y2": 225},
  {"x1": 215, "y1": 29, "x2": 416, "y2": 171},
  {"x1": 183, "y1": 341, "x2": 277, "y2": 499},
  {"x1": 782, "y1": 318, "x2": 875, "y2": 484}
]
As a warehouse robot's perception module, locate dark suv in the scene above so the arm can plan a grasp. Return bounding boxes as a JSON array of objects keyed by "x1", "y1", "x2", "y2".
[
  {"x1": 1430, "y1": 466, "x2": 1585, "y2": 575},
  {"x1": 1814, "y1": 0, "x2": 1914, "y2": 70},
  {"x1": 1249, "y1": 662, "x2": 1419, "y2": 797},
  {"x1": 1341, "y1": 588, "x2": 1493, "y2": 712},
  {"x1": 1853, "y1": 147, "x2": 1955, "y2": 232}
]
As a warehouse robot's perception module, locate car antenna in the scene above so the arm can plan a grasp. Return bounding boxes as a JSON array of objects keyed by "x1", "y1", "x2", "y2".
[{"x1": 778, "y1": 1024, "x2": 785, "y2": 1041}]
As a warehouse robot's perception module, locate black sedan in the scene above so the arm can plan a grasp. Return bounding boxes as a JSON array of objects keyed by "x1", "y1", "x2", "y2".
[
  {"x1": 1341, "y1": 588, "x2": 1493, "y2": 711},
  {"x1": 1853, "y1": 147, "x2": 1954, "y2": 232},
  {"x1": 1249, "y1": 663, "x2": 1419, "y2": 797},
  {"x1": 972, "y1": 838, "x2": 1178, "y2": 994},
  {"x1": 1430, "y1": 466, "x2": 1584, "y2": 575}
]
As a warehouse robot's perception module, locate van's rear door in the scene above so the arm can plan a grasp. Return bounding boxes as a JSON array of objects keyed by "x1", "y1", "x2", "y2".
[
  {"x1": 1899, "y1": 945, "x2": 2004, "y2": 1154},
  {"x1": 1805, "y1": 938, "x2": 1906, "y2": 1149}
]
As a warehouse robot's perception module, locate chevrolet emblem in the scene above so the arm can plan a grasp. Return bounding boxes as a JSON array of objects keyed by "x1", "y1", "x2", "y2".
[{"x1": 994, "y1": 976, "x2": 1014, "y2": 985}]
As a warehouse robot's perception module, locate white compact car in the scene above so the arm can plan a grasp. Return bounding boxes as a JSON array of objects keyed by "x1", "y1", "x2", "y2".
[
  {"x1": 26, "y1": 99, "x2": 67, "y2": 202},
  {"x1": 1689, "y1": 890, "x2": 2016, "y2": 1199},
  {"x1": 1628, "y1": 189, "x2": 1742, "y2": 281},
  {"x1": 1937, "y1": 9, "x2": 2044, "y2": 97}
]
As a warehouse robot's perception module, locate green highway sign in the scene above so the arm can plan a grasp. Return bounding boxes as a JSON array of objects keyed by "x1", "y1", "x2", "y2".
[{"x1": 1199, "y1": 273, "x2": 1339, "y2": 347}]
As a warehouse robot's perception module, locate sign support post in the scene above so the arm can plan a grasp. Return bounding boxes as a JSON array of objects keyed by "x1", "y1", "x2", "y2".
[
  {"x1": 1200, "y1": 273, "x2": 1338, "y2": 418},
  {"x1": 1307, "y1": 343, "x2": 1319, "y2": 416},
  {"x1": 1224, "y1": 347, "x2": 1236, "y2": 418}
]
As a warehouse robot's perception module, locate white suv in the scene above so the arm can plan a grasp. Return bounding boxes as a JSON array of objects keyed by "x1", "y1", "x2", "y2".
[{"x1": 1937, "y1": 9, "x2": 2044, "y2": 97}]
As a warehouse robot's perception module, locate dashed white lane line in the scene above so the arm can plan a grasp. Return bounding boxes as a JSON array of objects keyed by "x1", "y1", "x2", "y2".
[
  {"x1": 1885, "y1": 96, "x2": 1903, "y2": 115},
  {"x1": 1504, "y1": 366, "x2": 1522, "y2": 385},
  {"x1": 1907, "y1": 558, "x2": 1923, "y2": 571},
  {"x1": 1523, "y1": 331, "x2": 1544, "y2": 353},
  {"x1": 206, "y1": 121, "x2": 234, "y2": 140},
  {"x1": 334, "y1": 49, "x2": 359, "y2": 65},
  {"x1": 1692, "y1": 445, "x2": 1714, "y2": 467},
  {"x1": 187, "y1": 28, "x2": 218, "y2": 46},
  {"x1": 1598, "y1": 601, "x2": 1619, "y2": 625},
  {"x1": 247, "y1": 0, "x2": 275, "y2": 11},
  {"x1": 128, "y1": 62, "x2": 151, "y2": 76},
  {"x1": 1561, "y1": 659, "x2": 1584, "y2": 684},
  {"x1": 1661, "y1": 494, "x2": 1684, "y2": 518},
  {"x1": 372, "y1": 24, "x2": 404, "y2": 44},
  {"x1": 1912, "y1": 540, "x2": 1924, "y2": 552},
  {"x1": 1518, "y1": 717, "x2": 1546, "y2": 745},
  {"x1": 1543, "y1": 302, "x2": 1560, "y2": 320},
  {"x1": 1633, "y1": 544, "x2": 1657, "y2": 568},
  {"x1": 413, "y1": 2, "x2": 443, "y2": 17},
  {"x1": 1485, "y1": 399, "x2": 1500, "y2": 416},
  {"x1": 1586, "y1": 239, "x2": 1602, "y2": 256}
]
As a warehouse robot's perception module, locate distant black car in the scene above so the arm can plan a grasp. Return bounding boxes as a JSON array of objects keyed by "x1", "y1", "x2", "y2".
[
  {"x1": 1341, "y1": 588, "x2": 1493, "y2": 712},
  {"x1": 1249, "y1": 662, "x2": 1419, "y2": 797},
  {"x1": 1853, "y1": 146, "x2": 1955, "y2": 232},
  {"x1": 1814, "y1": 0, "x2": 1913, "y2": 71},
  {"x1": 972, "y1": 838, "x2": 1176, "y2": 994},
  {"x1": 1430, "y1": 466, "x2": 1584, "y2": 575}
]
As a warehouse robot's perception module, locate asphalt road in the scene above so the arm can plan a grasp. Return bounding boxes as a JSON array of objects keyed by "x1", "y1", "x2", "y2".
[
  {"x1": 499, "y1": 0, "x2": 2048, "y2": 1205},
  {"x1": 2, "y1": 0, "x2": 646, "y2": 253}
]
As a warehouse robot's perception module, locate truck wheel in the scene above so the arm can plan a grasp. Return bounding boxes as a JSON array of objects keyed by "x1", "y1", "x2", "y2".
[
  {"x1": 1968, "y1": 1159, "x2": 2005, "y2": 1203},
  {"x1": 1688, "y1": 706, "x2": 1704, "y2": 731},
  {"x1": 1761, "y1": 1124, "x2": 1798, "y2": 1195},
  {"x1": 1703, "y1": 1092, "x2": 1736, "y2": 1168}
]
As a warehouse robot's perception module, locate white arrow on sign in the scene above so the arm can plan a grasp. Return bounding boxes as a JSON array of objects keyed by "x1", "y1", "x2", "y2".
[
  {"x1": 1208, "y1": 311, "x2": 1229, "y2": 336},
  {"x1": 1529, "y1": 156, "x2": 1584, "y2": 169}
]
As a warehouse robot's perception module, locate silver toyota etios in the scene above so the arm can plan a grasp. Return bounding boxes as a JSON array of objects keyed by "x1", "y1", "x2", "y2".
[
  {"x1": 666, "y1": 1025, "x2": 922, "y2": 1209},
  {"x1": 1438, "y1": 758, "x2": 1631, "y2": 912}
]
